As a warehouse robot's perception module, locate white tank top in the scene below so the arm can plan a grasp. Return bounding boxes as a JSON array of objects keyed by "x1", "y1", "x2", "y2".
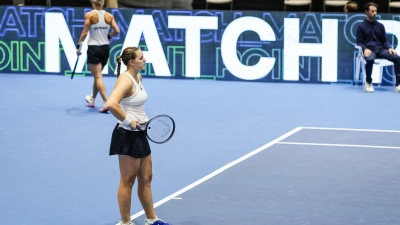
[
  {"x1": 118, "y1": 72, "x2": 149, "y2": 130},
  {"x1": 88, "y1": 10, "x2": 110, "y2": 46}
]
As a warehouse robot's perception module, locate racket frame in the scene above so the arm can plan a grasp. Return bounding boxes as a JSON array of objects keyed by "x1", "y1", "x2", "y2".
[{"x1": 138, "y1": 114, "x2": 175, "y2": 144}]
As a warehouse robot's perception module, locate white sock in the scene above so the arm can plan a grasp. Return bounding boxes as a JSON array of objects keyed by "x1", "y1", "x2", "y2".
[{"x1": 146, "y1": 217, "x2": 159, "y2": 223}]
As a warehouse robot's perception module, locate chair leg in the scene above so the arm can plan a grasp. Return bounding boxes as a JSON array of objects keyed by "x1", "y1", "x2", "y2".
[
  {"x1": 355, "y1": 59, "x2": 360, "y2": 87},
  {"x1": 362, "y1": 66, "x2": 367, "y2": 89},
  {"x1": 378, "y1": 64, "x2": 383, "y2": 87},
  {"x1": 230, "y1": 1, "x2": 233, "y2": 10},
  {"x1": 284, "y1": 4, "x2": 286, "y2": 11}
]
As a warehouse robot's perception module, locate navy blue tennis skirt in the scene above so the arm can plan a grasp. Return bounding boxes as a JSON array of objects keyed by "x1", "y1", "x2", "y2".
[
  {"x1": 87, "y1": 45, "x2": 110, "y2": 68},
  {"x1": 109, "y1": 124, "x2": 151, "y2": 158}
]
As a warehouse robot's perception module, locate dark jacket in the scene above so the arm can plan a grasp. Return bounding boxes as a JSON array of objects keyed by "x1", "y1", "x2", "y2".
[{"x1": 356, "y1": 19, "x2": 392, "y2": 51}]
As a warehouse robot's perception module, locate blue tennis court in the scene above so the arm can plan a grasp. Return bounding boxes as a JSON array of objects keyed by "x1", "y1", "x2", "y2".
[
  {"x1": 1, "y1": 74, "x2": 400, "y2": 225},
  {"x1": 135, "y1": 127, "x2": 400, "y2": 225}
]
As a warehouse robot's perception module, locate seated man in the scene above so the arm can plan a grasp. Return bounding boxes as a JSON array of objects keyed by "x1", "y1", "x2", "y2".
[
  {"x1": 344, "y1": 1, "x2": 358, "y2": 13},
  {"x1": 356, "y1": 2, "x2": 400, "y2": 92}
]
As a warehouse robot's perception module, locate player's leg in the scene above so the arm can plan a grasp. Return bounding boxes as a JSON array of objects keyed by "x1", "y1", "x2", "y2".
[
  {"x1": 137, "y1": 155, "x2": 156, "y2": 219},
  {"x1": 118, "y1": 155, "x2": 141, "y2": 224},
  {"x1": 136, "y1": 155, "x2": 172, "y2": 225},
  {"x1": 89, "y1": 63, "x2": 108, "y2": 112}
]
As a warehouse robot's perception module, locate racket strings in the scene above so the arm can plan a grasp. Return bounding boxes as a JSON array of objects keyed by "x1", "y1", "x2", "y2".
[{"x1": 146, "y1": 117, "x2": 174, "y2": 142}]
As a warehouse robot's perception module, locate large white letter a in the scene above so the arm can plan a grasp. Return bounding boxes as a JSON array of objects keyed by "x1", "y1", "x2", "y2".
[{"x1": 117, "y1": 15, "x2": 171, "y2": 76}]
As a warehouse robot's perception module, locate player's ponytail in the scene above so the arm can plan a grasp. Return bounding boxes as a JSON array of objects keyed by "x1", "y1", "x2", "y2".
[
  {"x1": 116, "y1": 55, "x2": 122, "y2": 77},
  {"x1": 91, "y1": 0, "x2": 104, "y2": 7}
]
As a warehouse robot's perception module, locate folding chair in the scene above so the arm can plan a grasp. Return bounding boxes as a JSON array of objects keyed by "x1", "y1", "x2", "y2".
[
  {"x1": 354, "y1": 45, "x2": 396, "y2": 88},
  {"x1": 284, "y1": 0, "x2": 312, "y2": 11},
  {"x1": 324, "y1": 0, "x2": 348, "y2": 12},
  {"x1": 206, "y1": 0, "x2": 233, "y2": 10}
]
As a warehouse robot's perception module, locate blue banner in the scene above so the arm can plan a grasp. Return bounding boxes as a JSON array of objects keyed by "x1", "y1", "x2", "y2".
[{"x1": 0, "y1": 6, "x2": 399, "y2": 84}]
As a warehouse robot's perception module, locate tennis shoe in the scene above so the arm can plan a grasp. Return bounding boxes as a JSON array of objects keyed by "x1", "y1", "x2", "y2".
[
  {"x1": 85, "y1": 94, "x2": 95, "y2": 107},
  {"x1": 144, "y1": 219, "x2": 172, "y2": 225},
  {"x1": 396, "y1": 85, "x2": 400, "y2": 93},
  {"x1": 364, "y1": 83, "x2": 374, "y2": 93},
  {"x1": 100, "y1": 103, "x2": 109, "y2": 113},
  {"x1": 117, "y1": 222, "x2": 135, "y2": 225}
]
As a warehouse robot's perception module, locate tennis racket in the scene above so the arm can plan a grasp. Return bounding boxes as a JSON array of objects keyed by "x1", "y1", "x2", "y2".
[
  {"x1": 71, "y1": 55, "x2": 79, "y2": 79},
  {"x1": 71, "y1": 44, "x2": 83, "y2": 80},
  {"x1": 138, "y1": 115, "x2": 175, "y2": 144}
]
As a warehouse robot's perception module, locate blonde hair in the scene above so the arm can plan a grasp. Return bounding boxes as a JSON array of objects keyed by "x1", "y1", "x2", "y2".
[
  {"x1": 91, "y1": 0, "x2": 104, "y2": 7},
  {"x1": 116, "y1": 47, "x2": 140, "y2": 77}
]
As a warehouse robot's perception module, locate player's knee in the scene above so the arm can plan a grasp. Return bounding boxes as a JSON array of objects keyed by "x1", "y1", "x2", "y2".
[
  {"x1": 120, "y1": 175, "x2": 136, "y2": 187},
  {"x1": 137, "y1": 173, "x2": 153, "y2": 185}
]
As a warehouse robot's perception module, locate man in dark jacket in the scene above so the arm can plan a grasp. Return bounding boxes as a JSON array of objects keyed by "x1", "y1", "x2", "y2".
[{"x1": 356, "y1": 2, "x2": 400, "y2": 92}]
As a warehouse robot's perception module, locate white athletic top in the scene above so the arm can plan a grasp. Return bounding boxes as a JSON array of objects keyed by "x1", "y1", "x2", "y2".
[
  {"x1": 118, "y1": 72, "x2": 149, "y2": 130},
  {"x1": 88, "y1": 10, "x2": 110, "y2": 46}
]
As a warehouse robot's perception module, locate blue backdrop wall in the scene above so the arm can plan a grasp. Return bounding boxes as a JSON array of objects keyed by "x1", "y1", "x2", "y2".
[{"x1": 0, "y1": 6, "x2": 399, "y2": 84}]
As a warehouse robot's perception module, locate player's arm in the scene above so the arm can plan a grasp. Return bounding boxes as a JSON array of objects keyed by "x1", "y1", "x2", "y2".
[
  {"x1": 106, "y1": 14, "x2": 120, "y2": 40},
  {"x1": 107, "y1": 76, "x2": 140, "y2": 129},
  {"x1": 76, "y1": 12, "x2": 91, "y2": 54}
]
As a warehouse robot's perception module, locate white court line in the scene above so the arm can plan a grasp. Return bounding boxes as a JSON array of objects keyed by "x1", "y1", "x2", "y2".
[
  {"x1": 300, "y1": 126, "x2": 400, "y2": 133},
  {"x1": 118, "y1": 127, "x2": 304, "y2": 224},
  {"x1": 278, "y1": 141, "x2": 400, "y2": 150}
]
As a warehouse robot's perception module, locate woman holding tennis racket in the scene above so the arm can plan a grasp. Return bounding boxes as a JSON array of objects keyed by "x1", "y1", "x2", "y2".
[
  {"x1": 76, "y1": 0, "x2": 120, "y2": 113},
  {"x1": 107, "y1": 47, "x2": 172, "y2": 225}
]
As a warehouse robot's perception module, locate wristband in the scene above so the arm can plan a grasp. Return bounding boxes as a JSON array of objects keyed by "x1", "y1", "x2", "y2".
[
  {"x1": 76, "y1": 43, "x2": 81, "y2": 49},
  {"x1": 121, "y1": 116, "x2": 131, "y2": 126},
  {"x1": 107, "y1": 34, "x2": 111, "y2": 40}
]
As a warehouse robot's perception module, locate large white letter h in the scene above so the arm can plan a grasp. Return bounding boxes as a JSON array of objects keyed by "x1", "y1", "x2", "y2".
[{"x1": 284, "y1": 18, "x2": 338, "y2": 82}]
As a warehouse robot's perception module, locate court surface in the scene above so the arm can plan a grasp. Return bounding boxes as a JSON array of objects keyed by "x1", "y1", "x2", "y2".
[{"x1": 1, "y1": 74, "x2": 400, "y2": 225}]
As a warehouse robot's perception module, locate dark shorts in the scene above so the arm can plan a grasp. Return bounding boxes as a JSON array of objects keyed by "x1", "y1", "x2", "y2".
[
  {"x1": 109, "y1": 123, "x2": 151, "y2": 158},
  {"x1": 87, "y1": 45, "x2": 110, "y2": 68}
]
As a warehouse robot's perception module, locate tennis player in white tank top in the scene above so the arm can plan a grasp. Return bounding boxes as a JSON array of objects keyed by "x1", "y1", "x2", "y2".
[
  {"x1": 76, "y1": 0, "x2": 120, "y2": 113},
  {"x1": 107, "y1": 47, "x2": 172, "y2": 225},
  {"x1": 117, "y1": 71, "x2": 149, "y2": 130}
]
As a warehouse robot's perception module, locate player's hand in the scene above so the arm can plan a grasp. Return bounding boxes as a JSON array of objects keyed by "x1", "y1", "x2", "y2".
[
  {"x1": 364, "y1": 49, "x2": 371, "y2": 57},
  {"x1": 389, "y1": 48, "x2": 397, "y2": 55},
  {"x1": 76, "y1": 49, "x2": 82, "y2": 56},
  {"x1": 129, "y1": 120, "x2": 141, "y2": 130}
]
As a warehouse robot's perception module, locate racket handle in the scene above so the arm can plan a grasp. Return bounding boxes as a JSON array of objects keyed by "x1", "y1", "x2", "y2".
[
  {"x1": 71, "y1": 55, "x2": 79, "y2": 80},
  {"x1": 71, "y1": 43, "x2": 83, "y2": 79}
]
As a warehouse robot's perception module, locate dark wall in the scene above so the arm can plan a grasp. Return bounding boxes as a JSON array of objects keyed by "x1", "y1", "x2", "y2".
[
  {"x1": 0, "y1": 0, "x2": 14, "y2": 5},
  {"x1": 1, "y1": 0, "x2": 395, "y2": 13},
  {"x1": 192, "y1": 0, "x2": 395, "y2": 13}
]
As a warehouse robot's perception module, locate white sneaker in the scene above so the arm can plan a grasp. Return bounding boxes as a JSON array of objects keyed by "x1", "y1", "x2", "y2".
[
  {"x1": 364, "y1": 83, "x2": 374, "y2": 93},
  {"x1": 396, "y1": 85, "x2": 400, "y2": 93},
  {"x1": 100, "y1": 103, "x2": 109, "y2": 113},
  {"x1": 117, "y1": 221, "x2": 135, "y2": 225},
  {"x1": 85, "y1": 94, "x2": 95, "y2": 107}
]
